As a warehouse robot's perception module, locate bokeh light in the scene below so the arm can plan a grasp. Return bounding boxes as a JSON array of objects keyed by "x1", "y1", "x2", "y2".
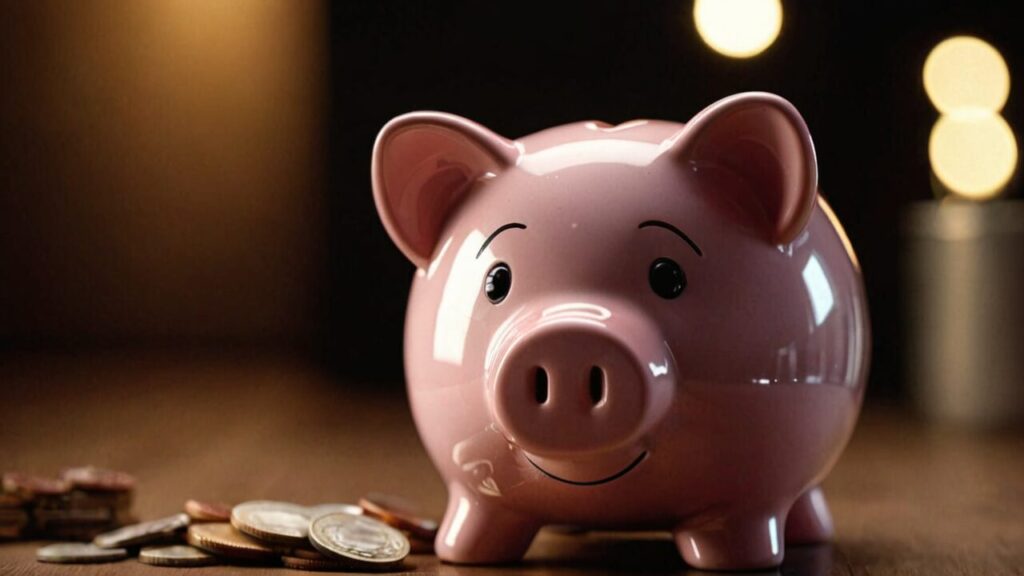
[
  {"x1": 924, "y1": 36, "x2": 1009, "y2": 114},
  {"x1": 693, "y1": 0, "x2": 782, "y2": 58},
  {"x1": 929, "y1": 111, "x2": 1018, "y2": 200},
  {"x1": 924, "y1": 35, "x2": 1016, "y2": 200}
]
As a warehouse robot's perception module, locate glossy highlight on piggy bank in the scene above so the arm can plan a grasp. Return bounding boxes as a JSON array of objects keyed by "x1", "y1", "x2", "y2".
[{"x1": 371, "y1": 92, "x2": 869, "y2": 570}]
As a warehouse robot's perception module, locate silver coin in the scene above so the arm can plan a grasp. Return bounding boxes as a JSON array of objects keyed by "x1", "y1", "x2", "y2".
[
  {"x1": 231, "y1": 500, "x2": 311, "y2": 544},
  {"x1": 37, "y1": 542, "x2": 128, "y2": 564},
  {"x1": 139, "y1": 544, "x2": 217, "y2": 567},
  {"x1": 309, "y1": 512, "x2": 409, "y2": 566},
  {"x1": 308, "y1": 502, "x2": 363, "y2": 517},
  {"x1": 93, "y1": 513, "x2": 190, "y2": 549}
]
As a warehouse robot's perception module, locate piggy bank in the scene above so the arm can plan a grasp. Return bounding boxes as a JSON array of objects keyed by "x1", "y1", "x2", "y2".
[{"x1": 371, "y1": 92, "x2": 869, "y2": 570}]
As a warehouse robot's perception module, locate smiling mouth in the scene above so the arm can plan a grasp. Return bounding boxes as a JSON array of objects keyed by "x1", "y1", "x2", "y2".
[{"x1": 525, "y1": 451, "x2": 648, "y2": 486}]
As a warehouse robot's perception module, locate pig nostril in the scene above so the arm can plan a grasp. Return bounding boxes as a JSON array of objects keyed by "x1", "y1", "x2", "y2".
[
  {"x1": 589, "y1": 366, "x2": 605, "y2": 406},
  {"x1": 534, "y1": 367, "x2": 549, "y2": 404}
]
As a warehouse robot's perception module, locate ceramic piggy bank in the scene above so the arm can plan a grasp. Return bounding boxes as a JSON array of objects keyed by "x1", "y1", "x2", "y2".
[{"x1": 371, "y1": 92, "x2": 869, "y2": 570}]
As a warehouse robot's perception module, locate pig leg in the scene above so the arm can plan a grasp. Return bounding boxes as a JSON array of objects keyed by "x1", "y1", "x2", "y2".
[
  {"x1": 673, "y1": 510, "x2": 787, "y2": 570},
  {"x1": 434, "y1": 482, "x2": 539, "y2": 564},
  {"x1": 785, "y1": 485, "x2": 834, "y2": 544}
]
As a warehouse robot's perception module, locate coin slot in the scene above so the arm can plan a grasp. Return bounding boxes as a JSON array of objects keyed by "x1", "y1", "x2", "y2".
[
  {"x1": 589, "y1": 366, "x2": 606, "y2": 407},
  {"x1": 534, "y1": 367, "x2": 549, "y2": 404}
]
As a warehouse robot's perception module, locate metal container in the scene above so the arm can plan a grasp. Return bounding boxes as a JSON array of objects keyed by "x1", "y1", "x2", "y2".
[{"x1": 904, "y1": 200, "x2": 1024, "y2": 427}]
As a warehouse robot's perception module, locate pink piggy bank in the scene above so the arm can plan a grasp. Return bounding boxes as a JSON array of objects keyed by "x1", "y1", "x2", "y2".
[{"x1": 371, "y1": 92, "x2": 869, "y2": 570}]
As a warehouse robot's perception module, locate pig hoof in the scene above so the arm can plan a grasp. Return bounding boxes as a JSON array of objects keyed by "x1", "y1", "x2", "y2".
[
  {"x1": 674, "y1": 513, "x2": 786, "y2": 570},
  {"x1": 435, "y1": 484, "x2": 538, "y2": 564},
  {"x1": 786, "y1": 486, "x2": 834, "y2": 544}
]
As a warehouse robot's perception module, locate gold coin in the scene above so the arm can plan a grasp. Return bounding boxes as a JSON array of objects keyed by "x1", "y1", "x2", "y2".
[
  {"x1": 281, "y1": 554, "x2": 353, "y2": 571},
  {"x1": 407, "y1": 535, "x2": 434, "y2": 555},
  {"x1": 290, "y1": 547, "x2": 331, "y2": 560},
  {"x1": 184, "y1": 499, "x2": 232, "y2": 522},
  {"x1": 359, "y1": 493, "x2": 439, "y2": 541},
  {"x1": 186, "y1": 522, "x2": 277, "y2": 561}
]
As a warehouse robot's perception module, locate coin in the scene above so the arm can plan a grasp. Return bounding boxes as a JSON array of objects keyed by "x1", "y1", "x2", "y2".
[
  {"x1": 359, "y1": 493, "x2": 439, "y2": 540},
  {"x1": 308, "y1": 503, "x2": 363, "y2": 518},
  {"x1": 61, "y1": 466, "x2": 136, "y2": 492},
  {"x1": 2, "y1": 472, "x2": 71, "y2": 497},
  {"x1": 45, "y1": 525, "x2": 114, "y2": 541},
  {"x1": 407, "y1": 535, "x2": 434, "y2": 554},
  {"x1": 139, "y1": 544, "x2": 217, "y2": 567},
  {"x1": 93, "y1": 513, "x2": 189, "y2": 548},
  {"x1": 0, "y1": 509, "x2": 29, "y2": 523},
  {"x1": 282, "y1": 554, "x2": 353, "y2": 571},
  {"x1": 187, "y1": 522, "x2": 278, "y2": 561},
  {"x1": 36, "y1": 542, "x2": 128, "y2": 564},
  {"x1": 291, "y1": 547, "x2": 333, "y2": 560},
  {"x1": 185, "y1": 499, "x2": 232, "y2": 522},
  {"x1": 309, "y1": 512, "x2": 409, "y2": 567},
  {"x1": 35, "y1": 507, "x2": 112, "y2": 526},
  {"x1": 231, "y1": 500, "x2": 311, "y2": 546},
  {"x1": 67, "y1": 489, "x2": 133, "y2": 511},
  {"x1": 0, "y1": 506, "x2": 26, "y2": 539}
]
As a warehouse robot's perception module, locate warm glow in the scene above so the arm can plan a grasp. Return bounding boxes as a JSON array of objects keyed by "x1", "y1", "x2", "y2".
[
  {"x1": 693, "y1": 0, "x2": 782, "y2": 58},
  {"x1": 929, "y1": 111, "x2": 1018, "y2": 200},
  {"x1": 924, "y1": 36, "x2": 1010, "y2": 114}
]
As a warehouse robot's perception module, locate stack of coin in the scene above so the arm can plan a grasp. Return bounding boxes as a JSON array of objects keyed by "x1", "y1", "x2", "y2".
[
  {"x1": 185, "y1": 500, "x2": 414, "y2": 570},
  {"x1": 35, "y1": 495, "x2": 437, "y2": 571},
  {"x1": 359, "y1": 492, "x2": 438, "y2": 553},
  {"x1": 2, "y1": 466, "x2": 135, "y2": 541},
  {"x1": 0, "y1": 493, "x2": 28, "y2": 540},
  {"x1": 38, "y1": 510, "x2": 213, "y2": 567}
]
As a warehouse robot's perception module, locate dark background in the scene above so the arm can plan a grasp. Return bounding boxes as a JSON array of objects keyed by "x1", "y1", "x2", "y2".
[{"x1": 2, "y1": 1, "x2": 1021, "y2": 401}]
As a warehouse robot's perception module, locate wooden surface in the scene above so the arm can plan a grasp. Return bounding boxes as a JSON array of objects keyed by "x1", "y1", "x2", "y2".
[{"x1": 2, "y1": 352, "x2": 1023, "y2": 575}]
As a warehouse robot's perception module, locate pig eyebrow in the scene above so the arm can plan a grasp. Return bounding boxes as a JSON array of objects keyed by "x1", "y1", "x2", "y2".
[
  {"x1": 639, "y1": 220, "x2": 703, "y2": 257},
  {"x1": 476, "y1": 222, "x2": 527, "y2": 258}
]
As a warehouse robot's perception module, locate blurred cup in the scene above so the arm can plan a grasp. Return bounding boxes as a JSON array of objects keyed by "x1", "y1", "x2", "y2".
[{"x1": 903, "y1": 199, "x2": 1024, "y2": 427}]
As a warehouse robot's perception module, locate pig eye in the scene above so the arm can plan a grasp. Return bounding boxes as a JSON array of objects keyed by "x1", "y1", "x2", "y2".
[
  {"x1": 649, "y1": 258, "x2": 686, "y2": 299},
  {"x1": 485, "y1": 262, "x2": 512, "y2": 304}
]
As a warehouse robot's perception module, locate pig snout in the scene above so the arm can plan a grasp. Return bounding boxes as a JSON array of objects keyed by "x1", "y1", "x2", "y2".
[{"x1": 488, "y1": 302, "x2": 675, "y2": 459}]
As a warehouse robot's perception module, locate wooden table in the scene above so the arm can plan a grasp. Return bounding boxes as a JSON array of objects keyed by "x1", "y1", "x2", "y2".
[{"x1": 2, "y1": 353, "x2": 1022, "y2": 575}]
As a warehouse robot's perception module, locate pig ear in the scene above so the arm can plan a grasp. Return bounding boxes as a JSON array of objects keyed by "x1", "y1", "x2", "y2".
[
  {"x1": 670, "y1": 92, "x2": 818, "y2": 245},
  {"x1": 372, "y1": 112, "x2": 519, "y2": 268}
]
